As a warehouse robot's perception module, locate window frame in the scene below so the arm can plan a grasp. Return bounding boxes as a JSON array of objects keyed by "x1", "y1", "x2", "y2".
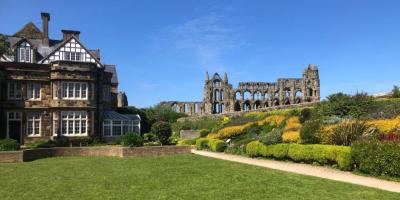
[
  {"x1": 7, "y1": 82, "x2": 22, "y2": 100},
  {"x1": 27, "y1": 113, "x2": 41, "y2": 137},
  {"x1": 17, "y1": 42, "x2": 32, "y2": 63},
  {"x1": 102, "y1": 120, "x2": 137, "y2": 137},
  {"x1": 61, "y1": 82, "x2": 88, "y2": 100},
  {"x1": 60, "y1": 111, "x2": 88, "y2": 136},
  {"x1": 27, "y1": 82, "x2": 41, "y2": 100}
]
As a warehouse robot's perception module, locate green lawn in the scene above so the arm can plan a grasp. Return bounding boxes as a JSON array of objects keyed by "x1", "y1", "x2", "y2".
[{"x1": 0, "y1": 155, "x2": 398, "y2": 199}]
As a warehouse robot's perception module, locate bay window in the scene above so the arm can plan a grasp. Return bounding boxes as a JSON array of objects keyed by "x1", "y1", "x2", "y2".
[
  {"x1": 61, "y1": 82, "x2": 88, "y2": 100},
  {"x1": 102, "y1": 120, "x2": 137, "y2": 137},
  {"x1": 27, "y1": 113, "x2": 41, "y2": 136},
  {"x1": 61, "y1": 111, "x2": 87, "y2": 136}
]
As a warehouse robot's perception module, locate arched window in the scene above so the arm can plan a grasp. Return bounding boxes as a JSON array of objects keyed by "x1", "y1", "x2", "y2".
[
  {"x1": 235, "y1": 91, "x2": 241, "y2": 100},
  {"x1": 214, "y1": 90, "x2": 219, "y2": 101},
  {"x1": 244, "y1": 91, "x2": 251, "y2": 100},
  {"x1": 213, "y1": 80, "x2": 221, "y2": 87},
  {"x1": 214, "y1": 103, "x2": 220, "y2": 114},
  {"x1": 221, "y1": 103, "x2": 225, "y2": 113},
  {"x1": 194, "y1": 104, "x2": 199, "y2": 113},
  {"x1": 243, "y1": 101, "x2": 251, "y2": 111},
  {"x1": 17, "y1": 42, "x2": 32, "y2": 63},
  {"x1": 254, "y1": 91, "x2": 261, "y2": 100},
  {"x1": 220, "y1": 90, "x2": 224, "y2": 100},
  {"x1": 184, "y1": 104, "x2": 190, "y2": 113}
]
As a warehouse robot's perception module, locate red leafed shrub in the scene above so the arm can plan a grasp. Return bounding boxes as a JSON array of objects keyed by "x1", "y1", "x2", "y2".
[{"x1": 379, "y1": 132, "x2": 400, "y2": 141}]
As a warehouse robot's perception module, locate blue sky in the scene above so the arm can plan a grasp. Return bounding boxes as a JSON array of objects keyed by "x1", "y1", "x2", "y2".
[{"x1": 1, "y1": 0, "x2": 399, "y2": 108}]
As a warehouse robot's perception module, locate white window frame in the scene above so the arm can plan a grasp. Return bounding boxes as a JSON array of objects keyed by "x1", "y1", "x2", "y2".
[
  {"x1": 64, "y1": 51, "x2": 82, "y2": 61},
  {"x1": 27, "y1": 82, "x2": 41, "y2": 100},
  {"x1": 61, "y1": 82, "x2": 88, "y2": 100},
  {"x1": 102, "y1": 120, "x2": 138, "y2": 137},
  {"x1": 8, "y1": 82, "x2": 22, "y2": 100},
  {"x1": 17, "y1": 42, "x2": 32, "y2": 63},
  {"x1": 60, "y1": 111, "x2": 88, "y2": 136},
  {"x1": 27, "y1": 113, "x2": 41, "y2": 137}
]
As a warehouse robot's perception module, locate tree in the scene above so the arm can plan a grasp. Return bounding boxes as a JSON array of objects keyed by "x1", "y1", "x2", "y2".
[
  {"x1": 151, "y1": 121, "x2": 172, "y2": 145},
  {"x1": 392, "y1": 85, "x2": 400, "y2": 98},
  {"x1": 0, "y1": 34, "x2": 12, "y2": 83}
]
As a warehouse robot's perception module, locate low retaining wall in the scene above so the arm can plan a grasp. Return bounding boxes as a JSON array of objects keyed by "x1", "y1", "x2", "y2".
[{"x1": 0, "y1": 146, "x2": 192, "y2": 163}]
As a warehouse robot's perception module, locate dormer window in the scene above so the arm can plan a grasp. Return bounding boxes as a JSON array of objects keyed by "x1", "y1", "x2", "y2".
[
  {"x1": 17, "y1": 42, "x2": 32, "y2": 63},
  {"x1": 64, "y1": 52, "x2": 81, "y2": 61}
]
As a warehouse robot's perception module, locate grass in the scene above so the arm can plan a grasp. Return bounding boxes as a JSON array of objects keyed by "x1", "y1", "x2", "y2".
[{"x1": 0, "y1": 155, "x2": 399, "y2": 199}]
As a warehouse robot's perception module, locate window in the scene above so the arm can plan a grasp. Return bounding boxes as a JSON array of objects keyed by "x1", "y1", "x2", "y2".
[
  {"x1": 27, "y1": 113, "x2": 41, "y2": 136},
  {"x1": 8, "y1": 82, "x2": 22, "y2": 100},
  {"x1": 27, "y1": 82, "x2": 41, "y2": 100},
  {"x1": 64, "y1": 52, "x2": 82, "y2": 61},
  {"x1": 61, "y1": 111, "x2": 87, "y2": 136},
  {"x1": 61, "y1": 82, "x2": 88, "y2": 99},
  {"x1": 17, "y1": 42, "x2": 32, "y2": 63},
  {"x1": 103, "y1": 120, "x2": 136, "y2": 137}
]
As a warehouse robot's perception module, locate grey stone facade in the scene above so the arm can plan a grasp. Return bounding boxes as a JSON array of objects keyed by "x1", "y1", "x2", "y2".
[{"x1": 162, "y1": 65, "x2": 320, "y2": 116}]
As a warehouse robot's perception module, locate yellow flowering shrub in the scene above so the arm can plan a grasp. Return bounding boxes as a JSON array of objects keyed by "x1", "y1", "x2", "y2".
[
  {"x1": 284, "y1": 117, "x2": 302, "y2": 131},
  {"x1": 257, "y1": 115, "x2": 286, "y2": 126},
  {"x1": 207, "y1": 123, "x2": 251, "y2": 139},
  {"x1": 282, "y1": 131, "x2": 300, "y2": 143},
  {"x1": 316, "y1": 124, "x2": 336, "y2": 144},
  {"x1": 367, "y1": 116, "x2": 400, "y2": 134}
]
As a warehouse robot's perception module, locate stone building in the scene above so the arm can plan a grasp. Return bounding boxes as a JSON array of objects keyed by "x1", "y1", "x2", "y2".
[
  {"x1": 0, "y1": 13, "x2": 140, "y2": 144},
  {"x1": 162, "y1": 65, "x2": 320, "y2": 116}
]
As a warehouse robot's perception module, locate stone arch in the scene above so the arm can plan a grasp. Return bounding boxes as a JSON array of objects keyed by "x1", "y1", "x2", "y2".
[
  {"x1": 213, "y1": 80, "x2": 221, "y2": 87},
  {"x1": 220, "y1": 89, "x2": 224, "y2": 101},
  {"x1": 184, "y1": 103, "x2": 190, "y2": 113},
  {"x1": 221, "y1": 103, "x2": 225, "y2": 113},
  {"x1": 172, "y1": 103, "x2": 180, "y2": 112},
  {"x1": 235, "y1": 91, "x2": 241, "y2": 100},
  {"x1": 214, "y1": 89, "x2": 219, "y2": 101},
  {"x1": 234, "y1": 101, "x2": 241, "y2": 111},
  {"x1": 295, "y1": 90, "x2": 303, "y2": 103},
  {"x1": 243, "y1": 100, "x2": 251, "y2": 111},
  {"x1": 253, "y1": 91, "x2": 261, "y2": 100},
  {"x1": 273, "y1": 98, "x2": 279, "y2": 106},
  {"x1": 244, "y1": 90, "x2": 251, "y2": 100},
  {"x1": 263, "y1": 101, "x2": 269, "y2": 108},
  {"x1": 214, "y1": 102, "x2": 220, "y2": 114},
  {"x1": 194, "y1": 104, "x2": 199, "y2": 113}
]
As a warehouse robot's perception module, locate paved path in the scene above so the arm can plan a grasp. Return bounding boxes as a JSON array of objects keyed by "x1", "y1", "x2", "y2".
[{"x1": 192, "y1": 149, "x2": 400, "y2": 193}]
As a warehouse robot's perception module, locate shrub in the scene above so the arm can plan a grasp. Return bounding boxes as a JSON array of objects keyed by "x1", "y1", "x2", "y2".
[
  {"x1": 225, "y1": 145, "x2": 246, "y2": 155},
  {"x1": 366, "y1": 116, "x2": 400, "y2": 134},
  {"x1": 261, "y1": 128, "x2": 283, "y2": 145},
  {"x1": 151, "y1": 121, "x2": 172, "y2": 145},
  {"x1": 244, "y1": 124, "x2": 262, "y2": 135},
  {"x1": 143, "y1": 133, "x2": 157, "y2": 142},
  {"x1": 200, "y1": 129, "x2": 209, "y2": 137},
  {"x1": 27, "y1": 140, "x2": 55, "y2": 148},
  {"x1": 177, "y1": 139, "x2": 195, "y2": 146},
  {"x1": 392, "y1": 85, "x2": 400, "y2": 98},
  {"x1": 352, "y1": 140, "x2": 400, "y2": 177},
  {"x1": 284, "y1": 117, "x2": 302, "y2": 131},
  {"x1": 246, "y1": 143, "x2": 353, "y2": 170},
  {"x1": 195, "y1": 138, "x2": 209, "y2": 150},
  {"x1": 121, "y1": 133, "x2": 143, "y2": 147},
  {"x1": 144, "y1": 141, "x2": 161, "y2": 146},
  {"x1": 208, "y1": 124, "x2": 248, "y2": 139},
  {"x1": 209, "y1": 139, "x2": 227, "y2": 152},
  {"x1": 365, "y1": 98, "x2": 400, "y2": 119},
  {"x1": 379, "y1": 132, "x2": 400, "y2": 141},
  {"x1": 331, "y1": 120, "x2": 369, "y2": 146},
  {"x1": 282, "y1": 131, "x2": 300, "y2": 143},
  {"x1": 315, "y1": 124, "x2": 336, "y2": 144},
  {"x1": 300, "y1": 120, "x2": 321, "y2": 144},
  {"x1": 245, "y1": 141, "x2": 263, "y2": 157},
  {"x1": 54, "y1": 136, "x2": 70, "y2": 147},
  {"x1": 0, "y1": 139, "x2": 20, "y2": 151},
  {"x1": 300, "y1": 108, "x2": 313, "y2": 123}
]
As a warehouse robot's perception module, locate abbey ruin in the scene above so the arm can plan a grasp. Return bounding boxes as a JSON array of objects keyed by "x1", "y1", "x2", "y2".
[{"x1": 162, "y1": 64, "x2": 320, "y2": 116}]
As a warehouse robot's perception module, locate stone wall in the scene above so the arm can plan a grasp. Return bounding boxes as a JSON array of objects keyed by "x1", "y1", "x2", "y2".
[{"x1": 0, "y1": 146, "x2": 192, "y2": 163}]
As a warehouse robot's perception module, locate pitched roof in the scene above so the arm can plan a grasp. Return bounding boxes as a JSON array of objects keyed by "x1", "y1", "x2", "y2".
[
  {"x1": 104, "y1": 111, "x2": 141, "y2": 121},
  {"x1": 14, "y1": 22, "x2": 43, "y2": 39},
  {"x1": 104, "y1": 64, "x2": 118, "y2": 84}
]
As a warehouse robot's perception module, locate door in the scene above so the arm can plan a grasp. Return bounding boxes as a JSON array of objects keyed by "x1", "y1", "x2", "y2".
[{"x1": 7, "y1": 112, "x2": 22, "y2": 143}]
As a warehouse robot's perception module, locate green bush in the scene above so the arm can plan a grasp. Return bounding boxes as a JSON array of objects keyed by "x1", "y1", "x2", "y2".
[
  {"x1": 144, "y1": 141, "x2": 161, "y2": 146},
  {"x1": 225, "y1": 146, "x2": 246, "y2": 155},
  {"x1": 177, "y1": 139, "x2": 195, "y2": 146},
  {"x1": 0, "y1": 139, "x2": 20, "y2": 151},
  {"x1": 331, "y1": 120, "x2": 369, "y2": 146},
  {"x1": 143, "y1": 133, "x2": 157, "y2": 142},
  {"x1": 195, "y1": 138, "x2": 209, "y2": 150},
  {"x1": 243, "y1": 124, "x2": 262, "y2": 135},
  {"x1": 261, "y1": 128, "x2": 283, "y2": 145},
  {"x1": 300, "y1": 108, "x2": 313, "y2": 123},
  {"x1": 245, "y1": 142, "x2": 353, "y2": 170},
  {"x1": 364, "y1": 98, "x2": 400, "y2": 119},
  {"x1": 300, "y1": 120, "x2": 321, "y2": 144},
  {"x1": 54, "y1": 136, "x2": 70, "y2": 147},
  {"x1": 392, "y1": 85, "x2": 400, "y2": 98},
  {"x1": 352, "y1": 140, "x2": 400, "y2": 177},
  {"x1": 27, "y1": 140, "x2": 55, "y2": 148},
  {"x1": 209, "y1": 139, "x2": 227, "y2": 152},
  {"x1": 200, "y1": 129, "x2": 209, "y2": 137},
  {"x1": 151, "y1": 121, "x2": 172, "y2": 145},
  {"x1": 121, "y1": 133, "x2": 143, "y2": 147}
]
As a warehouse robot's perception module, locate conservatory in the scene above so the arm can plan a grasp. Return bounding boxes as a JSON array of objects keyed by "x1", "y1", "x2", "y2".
[{"x1": 102, "y1": 111, "x2": 141, "y2": 137}]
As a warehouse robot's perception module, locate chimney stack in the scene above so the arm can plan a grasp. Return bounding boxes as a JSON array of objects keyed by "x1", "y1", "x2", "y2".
[
  {"x1": 62, "y1": 30, "x2": 80, "y2": 41},
  {"x1": 41, "y1": 12, "x2": 50, "y2": 46}
]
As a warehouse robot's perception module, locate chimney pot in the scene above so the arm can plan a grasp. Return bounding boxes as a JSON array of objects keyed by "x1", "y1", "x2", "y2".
[{"x1": 61, "y1": 30, "x2": 80, "y2": 41}]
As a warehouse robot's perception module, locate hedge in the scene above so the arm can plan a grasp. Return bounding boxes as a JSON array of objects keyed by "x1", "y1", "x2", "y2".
[
  {"x1": 209, "y1": 139, "x2": 227, "y2": 152},
  {"x1": 352, "y1": 140, "x2": 400, "y2": 177},
  {"x1": 245, "y1": 141, "x2": 352, "y2": 170},
  {"x1": 195, "y1": 138, "x2": 227, "y2": 152},
  {"x1": 177, "y1": 139, "x2": 195, "y2": 146},
  {"x1": 0, "y1": 139, "x2": 20, "y2": 151}
]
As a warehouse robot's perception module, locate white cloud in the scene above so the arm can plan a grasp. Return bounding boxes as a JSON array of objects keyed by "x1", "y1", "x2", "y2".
[{"x1": 152, "y1": 12, "x2": 244, "y2": 72}]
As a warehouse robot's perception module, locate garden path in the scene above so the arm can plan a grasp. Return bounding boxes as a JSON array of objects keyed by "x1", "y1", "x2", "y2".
[{"x1": 191, "y1": 149, "x2": 400, "y2": 193}]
